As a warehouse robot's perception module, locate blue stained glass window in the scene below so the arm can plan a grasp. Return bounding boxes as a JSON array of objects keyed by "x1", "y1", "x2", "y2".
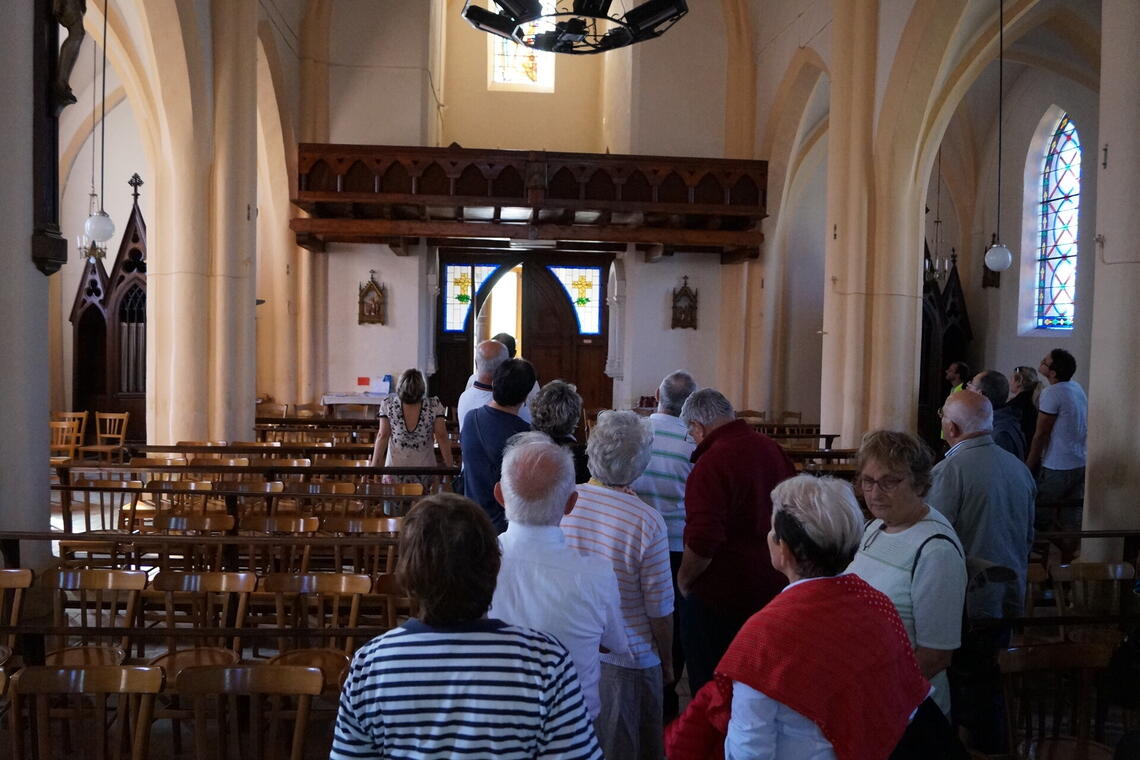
[
  {"x1": 443, "y1": 264, "x2": 499, "y2": 332},
  {"x1": 1036, "y1": 114, "x2": 1080, "y2": 330},
  {"x1": 548, "y1": 266, "x2": 602, "y2": 334}
]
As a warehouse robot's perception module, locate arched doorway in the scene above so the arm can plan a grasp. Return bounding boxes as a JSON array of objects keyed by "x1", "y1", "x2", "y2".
[{"x1": 434, "y1": 252, "x2": 614, "y2": 415}]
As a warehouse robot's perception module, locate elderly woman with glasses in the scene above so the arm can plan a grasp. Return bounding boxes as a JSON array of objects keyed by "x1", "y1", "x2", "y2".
[
  {"x1": 666, "y1": 475, "x2": 931, "y2": 760},
  {"x1": 1008, "y1": 365, "x2": 1041, "y2": 448},
  {"x1": 847, "y1": 430, "x2": 966, "y2": 719}
]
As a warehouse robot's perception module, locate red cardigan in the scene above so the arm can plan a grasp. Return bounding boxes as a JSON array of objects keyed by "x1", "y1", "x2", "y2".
[
  {"x1": 683, "y1": 419, "x2": 795, "y2": 615},
  {"x1": 666, "y1": 575, "x2": 929, "y2": 760}
]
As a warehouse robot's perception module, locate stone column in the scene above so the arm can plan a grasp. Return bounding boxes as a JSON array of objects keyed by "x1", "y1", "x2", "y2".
[
  {"x1": 297, "y1": 0, "x2": 333, "y2": 403},
  {"x1": 820, "y1": 0, "x2": 877, "y2": 446},
  {"x1": 0, "y1": 2, "x2": 52, "y2": 564},
  {"x1": 1083, "y1": 0, "x2": 1140, "y2": 554},
  {"x1": 209, "y1": 0, "x2": 258, "y2": 441}
]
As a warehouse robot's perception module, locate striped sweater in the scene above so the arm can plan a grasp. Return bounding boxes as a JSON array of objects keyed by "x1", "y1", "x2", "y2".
[
  {"x1": 631, "y1": 413, "x2": 696, "y2": 552},
  {"x1": 562, "y1": 482, "x2": 674, "y2": 669},
  {"x1": 331, "y1": 619, "x2": 602, "y2": 760}
]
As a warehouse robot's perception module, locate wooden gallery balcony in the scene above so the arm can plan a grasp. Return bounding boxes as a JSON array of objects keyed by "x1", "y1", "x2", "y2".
[{"x1": 291, "y1": 144, "x2": 767, "y2": 263}]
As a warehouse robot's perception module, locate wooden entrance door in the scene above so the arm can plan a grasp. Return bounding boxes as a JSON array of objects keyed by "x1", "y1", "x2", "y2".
[
  {"x1": 521, "y1": 262, "x2": 612, "y2": 414},
  {"x1": 433, "y1": 253, "x2": 613, "y2": 417}
]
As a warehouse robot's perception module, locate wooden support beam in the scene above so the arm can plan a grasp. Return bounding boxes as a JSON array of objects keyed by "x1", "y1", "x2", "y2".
[{"x1": 292, "y1": 218, "x2": 763, "y2": 249}]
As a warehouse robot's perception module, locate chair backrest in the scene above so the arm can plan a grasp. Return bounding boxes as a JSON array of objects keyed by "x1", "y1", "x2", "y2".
[
  {"x1": 0, "y1": 568, "x2": 33, "y2": 652},
  {"x1": 53, "y1": 410, "x2": 90, "y2": 441},
  {"x1": 371, "y1": 572, "x2": 413, "y2": 631},
  {"x1": 322, "y1": 516, "x2": 400, "y2": 575},
  {"x1": 240, "y1": 515, "x2": 320, "y2": 574},
  {"x1": 780, "y1": 410, "x2": 804, "y2": 423},
  {"x1": 256, "y1": 402, "x2": 289, "y2": 418},
  {"x1": 9, "y1": 665, "x2": 164, "y2": 760},
  {"x1": 999, "y1": 643, "x2": 1115, "y2": 758},
  {"x1": 1052, "y1": 562, "x2": 1136, "y2": 636},
  {"x1": 95, "y1": 412, "x2": 131, "y2": 444},
  {"x1": 149, "y1": 512, "x2": 235, "y2": 571},
  {"x1": 41, "y1": 569, "x2": 148, "y2": 660},
  {"x1": 176, "y1": 665, "x2": 323, "y2": 760},
  {"x1": 736, "y1": 409, "x2": 766, "y2": 420},
  {"x1": 50, "y1": 419, "x2": 82, "y2": 459},
  {"x1": 72, "y1": 478, "x2": 144, "y2": 533},
  {"x1": 260, "y1": 573, "x2": 371, "y2": 654},
  {"x1": 267, "y1": 648, "x2": 350, "y2": 693},
  {"x1": 150, "y1": 571, "x2": 256, "y2": 653}
]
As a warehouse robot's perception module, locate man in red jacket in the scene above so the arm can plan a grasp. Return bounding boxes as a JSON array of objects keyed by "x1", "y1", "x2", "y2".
[{"x1": 677, "y1": 388, "x2": 796, "y2": 694}]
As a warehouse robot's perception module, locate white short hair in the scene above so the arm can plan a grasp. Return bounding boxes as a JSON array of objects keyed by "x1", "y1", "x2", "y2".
[
  {"x1": 771, "y1": 475, "x2": 864, "y2": 577},
  {"x1": 500, "y1": 432, "x2": 576, "y2": 526},
  {"x1": 585, "y1": 411, "x2": 653, "y2": 487},
  {"x1": 679, "y1": 388, "x2": 735, "y2": 427}
]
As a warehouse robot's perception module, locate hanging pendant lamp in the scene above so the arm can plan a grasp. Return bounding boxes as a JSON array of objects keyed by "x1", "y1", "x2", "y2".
[
  {"x1": 985, "y1": 0, "x2": 1013, "y2": 272},
  {"x1": 84, "y1": 0, "x2": 115, "y2": 245}
]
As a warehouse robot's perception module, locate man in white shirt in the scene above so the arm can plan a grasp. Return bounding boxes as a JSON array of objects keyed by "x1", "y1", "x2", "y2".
[
  {"x1": 488, "y1": 432, "x2": 628, "y2": 720},
  {"x1": 630, "y1": 369, "x2": 697, "y2": 720},
  {"x1": 1026, "y1": 348, "x2": 1087, "y2": 529},
  {"x1": 457, "y1": 339, "x2": 533, "y2": 430}
]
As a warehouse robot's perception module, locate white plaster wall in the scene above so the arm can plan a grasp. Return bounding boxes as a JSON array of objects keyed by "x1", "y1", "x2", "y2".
[
  {"x1": 628, "y1": 2, "x2": 726, "y2": 158},
  {"x1": 259, "y1": 0, "x2": 304, "y2": 140},
  {"x1": 59, "y1": 96, "x2": 154, "y2": 407},
  {"x1": 601, "y1": 45, "x2": 633, "y2": 154},
  {"x1": 614, "y1": 253, "x2": 723, "y2": 409},
  {"x1": 324, "y1": 245, "x2": 425, "y2": 393},
  {"x1": 967, "y1": 66, "x2": 1098, "y2": 388},
  {"x1": 752, "y1": 0, "x2": 833, "y2": 151},
  {"x1": 329, "y1": 0, "x2": 433, "y2": 145},
  {"x1": 780, "y1": 150, "x2": 827, "y2": 422},
  {"x1": 874, "y1": 0, "x2": 917, "y2": 135}
]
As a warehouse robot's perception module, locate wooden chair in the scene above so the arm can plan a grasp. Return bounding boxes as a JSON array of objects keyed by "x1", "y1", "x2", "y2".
[
  {"x1": 0, "y1": 568, "x2": 33, "y2": 669},
  {"x1": 209, "y1": 480, "x2": 285, "y2": 517},
  {"x1": 1052, "y1": 562, "x2": 1137, "y2": 646},
  {"x1": 736, "y1": 409, "x2": 766, "y2": 421},
  {"x1": 50, "y1": 419, "x2": 83, "y2": 464},
  {"x1": 279, "y1": 481, "x2": 355, "y2": 516},
  {"x1": 144, "y1": 513, "x2": 236, "y2": 572},
  {"x1": 320, "y1": 516, "x2": 400, "y2": 577},
  {"x1": 143, "y1": 571, "x2": 256, "y2": 751},
  {"x1": 779, "y1": 410, "x2": 804, "y2": 423},
  {"x1": 368, "y1": 572, "x2": 413, "y2": 631},
  {"x1": 1014, "y1": 563, "x2": 1062, "y2": 646},
  {"x1": 58, "y1": 479, "x2": 145, "y2": 568},
  {"x1": 8, "y1": 665, "x2": 163, "y2": 760},
  {"x1": 176, "y1": 665, "x2": 323, "y2": 760},
  {"x1": 79, "y1": 412, "x2": 131, "y2": 463},
  {"x1": 142, "y1": 479, "x2": 213, "y2": 523},
  {"x1": 353, "y1": 481, "x2": 424, "y2": 517},
  {"x1": 267, "y1": 648, "x2": 349, "y2": 694},
  {"x1": 999, "y1": 642, "x2": 1116, "y2": 759},
  {"x1": 255, "y1": 402, "x2": 288, "y2": 418},
  {"x1": 239, "y1": 515, "x2": 320, "y2": 575},
  {"x1": 53, "y1": 410, "x2": 90, "y2": 443},
  {"x1": 259, "y1": 572, "x2": 371, "y2": 655},
  {"x1": 332, "y1": 403, "x2": 369, "y2": 419},
  {"x1": 41, "y1": 568, "x2": 148, "y2": 665},
  {"x1": 292, "y1": 403, "x2": 325, "y2": 418}
]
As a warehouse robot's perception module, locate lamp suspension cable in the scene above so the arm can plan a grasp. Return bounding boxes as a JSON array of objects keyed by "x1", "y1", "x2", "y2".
[
  {"x1": 99, "y1": 0, "x2": 108, "y2": 213},
  {"x1": 995, "y1": 0, "x2": 1003, "y2": 242},
  {"x1": 89, "y1": 36, "x2": 97, "y2": 206}
]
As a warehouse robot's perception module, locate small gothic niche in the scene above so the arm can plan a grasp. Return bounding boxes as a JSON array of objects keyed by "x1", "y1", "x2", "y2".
[
  {"x1": 359, "y1": 270, "x2": 387, "y2": 325},
  {"x1": 672, "y1": 275, "x2": 698, "y2": 329}
]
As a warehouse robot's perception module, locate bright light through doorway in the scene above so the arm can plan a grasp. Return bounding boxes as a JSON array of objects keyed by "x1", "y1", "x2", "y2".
[{"x1": 478, "y1": 265, "x2": 523, "y2": 357}]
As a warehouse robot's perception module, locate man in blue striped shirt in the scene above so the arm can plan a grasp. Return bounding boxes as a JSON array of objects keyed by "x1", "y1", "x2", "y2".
[
  {"x1": 332, "y1": 493, "x2": 602, "y2": 760},
  {"x1": 631, "y1": 369, "x2": 697, "y2": 720}
]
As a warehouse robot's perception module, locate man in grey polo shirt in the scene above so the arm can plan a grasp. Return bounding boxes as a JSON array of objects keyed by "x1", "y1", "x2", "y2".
[
  {"x1": 631, "y1": 370, "x2": 697, "y2": 720},
  {"x1": 1026, "y1": 348, "x2": 1087, "y2": 529}
]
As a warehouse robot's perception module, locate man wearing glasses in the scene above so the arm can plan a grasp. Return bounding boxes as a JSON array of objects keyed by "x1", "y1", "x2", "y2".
[{"x1": 1026, "y1": 348, "x2": 1087, "y2": 529}]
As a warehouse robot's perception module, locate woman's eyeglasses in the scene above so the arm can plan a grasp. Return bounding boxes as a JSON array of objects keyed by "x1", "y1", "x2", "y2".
[{"x1": 858, "y1": 475, "x2": 905, "y2": 494}]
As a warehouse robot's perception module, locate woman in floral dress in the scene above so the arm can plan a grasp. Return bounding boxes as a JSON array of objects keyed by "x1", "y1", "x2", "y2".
[{"x1": 369, "y1": 369, "x2": 453, "y2": 485}]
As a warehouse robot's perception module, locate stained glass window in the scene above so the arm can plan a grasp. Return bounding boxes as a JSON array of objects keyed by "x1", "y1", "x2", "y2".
[
  {"x1": 488, "y1": 1, "x2": 555, "y2": 91},
  {"x1": 444, "y1": 264, "x2": 499, "y2": 332},
  {"x1": 1036, "y1": 114, "x2": 1080, "y2": 330},
  {"x1": 548, "y1": 265, "x2": 601, "y2": 334}
]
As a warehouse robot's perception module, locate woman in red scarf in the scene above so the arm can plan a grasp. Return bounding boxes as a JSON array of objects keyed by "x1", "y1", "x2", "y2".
[{"x1": 666, "y1": 475, "x2": 930, "y2": 760}]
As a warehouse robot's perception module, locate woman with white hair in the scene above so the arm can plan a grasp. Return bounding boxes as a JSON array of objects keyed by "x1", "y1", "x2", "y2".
[
  {"x1": 561, "y1": 410, "x2": 674, "y2": 760},
  {"x1": 667, "y1": 475, "x2": 931, "y2": 760}
]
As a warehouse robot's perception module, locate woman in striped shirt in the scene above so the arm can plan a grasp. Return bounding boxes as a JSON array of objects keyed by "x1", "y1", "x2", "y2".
[{"x1": 332, "y1": 493, "x2": 602, "y2": 760}]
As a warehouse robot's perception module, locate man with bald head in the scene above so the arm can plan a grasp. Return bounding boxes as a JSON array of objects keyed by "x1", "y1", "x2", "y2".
[
  {"x1": 928, "y1": 389, "x2": 1035, "y2": 752},
  {"x1": 456, "y1": 339, "x2": 532, "y2": 431},
  {"x1": 488, "y1": 432, "x2": 627, "y2": 721}
]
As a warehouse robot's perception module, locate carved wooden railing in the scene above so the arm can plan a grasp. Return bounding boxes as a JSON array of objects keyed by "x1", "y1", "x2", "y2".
[{"x1": 291, "y1": 144, "x2": 768, "y2": 261}]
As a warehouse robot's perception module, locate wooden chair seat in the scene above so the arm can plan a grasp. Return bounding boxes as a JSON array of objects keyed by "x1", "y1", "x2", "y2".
[
  {"x1": 148, "y1": 647, "x2": 241, "y2": 687},
  {"x1": 45, "y1": 643, "x2": 128, "y2": 666},
  {"x1": 78, "y1": 412, "x2": 131, "y2": 463},
  {"x1": 267, "y1": 648, "x2": 349, "y2": 694}
]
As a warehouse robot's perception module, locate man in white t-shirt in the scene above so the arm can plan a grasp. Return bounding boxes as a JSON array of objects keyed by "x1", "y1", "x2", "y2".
[
  {"x1": 488, "y1": 432, "x2": 628, "y2": 720},
  {"x1": 1026, "y1": 348, "x2": 1087, "y2": 528}
]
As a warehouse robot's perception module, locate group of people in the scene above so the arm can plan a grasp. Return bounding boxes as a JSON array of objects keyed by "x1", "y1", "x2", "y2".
[{"x1": 332, "y1": 341, "x2": 1083, "y2": 758}]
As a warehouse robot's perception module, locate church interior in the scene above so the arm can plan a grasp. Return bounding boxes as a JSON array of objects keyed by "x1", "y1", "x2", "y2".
[{"x1": 1, "y1": 0, "x2": 1139, "y2": 756}]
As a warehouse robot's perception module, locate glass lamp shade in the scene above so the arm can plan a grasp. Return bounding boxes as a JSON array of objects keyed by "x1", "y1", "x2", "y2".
[
  {"x1": 84, "y1": 210, "x2": 115, "y2": 243},
  {"x1": 985, "y1": 242, "x2": 1013, "y2": 272}
]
